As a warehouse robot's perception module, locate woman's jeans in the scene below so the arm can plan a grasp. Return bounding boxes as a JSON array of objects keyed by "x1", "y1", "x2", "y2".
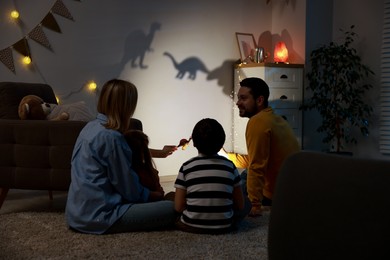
[{"x1": 106, "y1": 200, "x2": 176, "y2": 233}]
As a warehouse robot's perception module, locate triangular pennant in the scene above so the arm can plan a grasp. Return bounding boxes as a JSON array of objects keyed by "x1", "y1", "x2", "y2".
[
  {"x1": 52, "y1": 0, "x2": 74, "y2": 21},
  {"x1": 0, "y1": 47, "x2": 15, "y2": 73},
  {"x1": 41, "y1": 12, "x2": 62, "y2": 33},
  {"x1": 28, "y1": 25, "x2": 52, "y2": 49},
  {"x1": 13, "y1": 38, "x2": 31, "y2": 57}
]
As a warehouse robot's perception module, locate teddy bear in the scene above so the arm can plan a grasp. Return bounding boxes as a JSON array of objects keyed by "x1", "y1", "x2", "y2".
[
  {"x1": 18, "y1": 94, "x2": 95, "y2": 121},
  {"x1": 18, "y1": 95, "x2": 69, "y2": 120}
]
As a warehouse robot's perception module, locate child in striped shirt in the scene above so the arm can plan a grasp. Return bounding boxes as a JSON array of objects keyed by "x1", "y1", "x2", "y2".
[{"x1": 174, "y1": 118, "x2": 251, "y2": 234}]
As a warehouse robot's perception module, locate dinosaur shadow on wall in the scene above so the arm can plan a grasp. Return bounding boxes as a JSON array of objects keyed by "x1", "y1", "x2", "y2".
[
  {"x1": 207, "y1": 59, "x2": 237, "y2": 96},
  {"x1": 120, "y1": 22, "x2": 161, "y2": 69},
  {"x1": 163, "y1": 52, "x2": 235, "y2": 97},
  {"x1": 117, "y1": 20, "x2": 234, "y2": 97},
  {"x1": 163, "y1": 52, "x2": 209, "y2": 80}
]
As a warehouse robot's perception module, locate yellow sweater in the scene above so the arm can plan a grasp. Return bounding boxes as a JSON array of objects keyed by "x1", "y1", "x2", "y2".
[{"x1": 228, "y1": 107, "x2": 300, "y2": 206}]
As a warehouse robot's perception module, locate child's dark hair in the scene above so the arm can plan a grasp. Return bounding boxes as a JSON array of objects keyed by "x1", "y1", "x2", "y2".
[
  {"x1": 191, "y1": 118, "x2": 226, "y2": 155},
  {"x1": 124, "y1": 130, "x2": 155, "y2": 174}
]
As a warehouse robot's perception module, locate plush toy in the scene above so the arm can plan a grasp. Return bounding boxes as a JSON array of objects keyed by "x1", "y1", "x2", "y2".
[
  {"x1": 18, "y1": 95, "x2": 69, "y2": 120},
  {"x1": 18, "y1": 95, "x2": 95, "y2": 121}
]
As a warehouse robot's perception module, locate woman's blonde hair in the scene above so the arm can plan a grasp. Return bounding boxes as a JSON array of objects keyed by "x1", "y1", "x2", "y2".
[{"x1": 97, "y1": 79, "x2": 138, "y2": 133}]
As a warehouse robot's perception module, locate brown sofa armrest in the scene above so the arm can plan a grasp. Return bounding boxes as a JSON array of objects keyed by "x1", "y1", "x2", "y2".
[{"x1": 0, "y1": 120, "x2": 87, "y2": 191}]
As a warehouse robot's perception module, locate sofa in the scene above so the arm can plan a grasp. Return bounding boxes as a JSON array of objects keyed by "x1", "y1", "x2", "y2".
[
  {"x1": 268, "y1": 151, "x2": 390, "y2": 260},
  {"x1": 0, "y1": 82, "x2": 142, "y2": 209}
]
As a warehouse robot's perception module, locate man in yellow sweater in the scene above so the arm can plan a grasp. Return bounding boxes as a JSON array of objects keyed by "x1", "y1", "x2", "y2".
[{"x1": 224, "y1": 77, "x2": 300, "y2": 217}]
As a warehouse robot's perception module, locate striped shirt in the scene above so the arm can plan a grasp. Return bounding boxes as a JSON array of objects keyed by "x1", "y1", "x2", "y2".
[{"x1": 174, "y1": 154, "x2": 241, "y2": 230}]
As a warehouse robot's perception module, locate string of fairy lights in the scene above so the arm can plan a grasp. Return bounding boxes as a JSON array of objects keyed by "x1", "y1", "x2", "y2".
[
  {"x1": 3, "y1": 0, "x2": 97, "y2": 103},
  {"x1": 8, "y1": 9, "x2": 31, "y2": 66}
]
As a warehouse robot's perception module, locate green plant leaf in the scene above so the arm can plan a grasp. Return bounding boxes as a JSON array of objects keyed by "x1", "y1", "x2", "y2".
[{"x1": 301, "y1": 25, "x2": 374, "y2": 152}]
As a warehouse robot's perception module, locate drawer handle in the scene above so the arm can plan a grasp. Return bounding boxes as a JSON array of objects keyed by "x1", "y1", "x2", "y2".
[
  {"x1": 280, "y1": 95, "x2": 288, "y2": 100},
  {"x1": 280, "y1": 74, "x2": 288, "y2": 79}
]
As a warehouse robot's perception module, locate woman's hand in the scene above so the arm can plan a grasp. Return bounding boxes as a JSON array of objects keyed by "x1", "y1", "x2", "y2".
[
  {"x1": 161, "y1": 145, "x2": 177, "y2": 157},
  {"x1": 149, "y1": 146, "x2": 177, "y2": 158}
]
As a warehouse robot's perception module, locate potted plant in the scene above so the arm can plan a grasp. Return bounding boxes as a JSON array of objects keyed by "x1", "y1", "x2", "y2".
[{"x1": 301, "y1": 25, "x2": 374, "y2": 153}]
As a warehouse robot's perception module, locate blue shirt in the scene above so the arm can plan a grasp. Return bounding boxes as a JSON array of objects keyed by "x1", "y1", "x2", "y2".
[{"x1": 65, "y1": 113, "x2": 150, "y2": 234}]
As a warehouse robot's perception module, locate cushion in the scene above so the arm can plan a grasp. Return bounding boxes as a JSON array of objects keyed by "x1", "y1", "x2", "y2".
[{"x1": 47, "y1": 101, "x2": 95, "y2": 122}]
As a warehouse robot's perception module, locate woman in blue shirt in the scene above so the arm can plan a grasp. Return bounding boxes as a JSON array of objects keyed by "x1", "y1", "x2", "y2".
[{"x1": 65, "y1": 79, "x2": 176, "y2": 234}]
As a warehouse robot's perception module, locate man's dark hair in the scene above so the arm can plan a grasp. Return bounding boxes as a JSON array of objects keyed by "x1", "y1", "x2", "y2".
[
  {"x1": 192, "y1": 118, "x2": 226, "y2": 155},
  {"x1": 240, "y1": 77, "x2": 270, "y2": 107}
]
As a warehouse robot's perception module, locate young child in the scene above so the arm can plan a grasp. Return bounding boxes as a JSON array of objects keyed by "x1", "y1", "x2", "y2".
[
  {"x1": 124, "y1": 130, "x2": 165, "y2": 199},
  {"x1": 174, "y1": 118, "x2": 251, "y2": 234}
]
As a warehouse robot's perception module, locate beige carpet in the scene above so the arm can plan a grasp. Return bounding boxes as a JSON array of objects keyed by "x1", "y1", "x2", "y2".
[{"x1": 0, "y1": 210, "x2": 269, "y2": 259}]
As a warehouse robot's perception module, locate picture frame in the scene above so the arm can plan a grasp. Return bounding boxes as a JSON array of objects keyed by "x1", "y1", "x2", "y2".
[{"x1": 235, "y1": 32, "x2": 256, "y2": 62}]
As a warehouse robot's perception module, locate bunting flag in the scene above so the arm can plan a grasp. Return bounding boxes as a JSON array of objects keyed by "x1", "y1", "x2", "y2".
[
  {"x1": 13, "y1": 38, "x2": 31, "y2": 58},
  {"x1": 0, "y1": 0, "x2": 79, "y2": 73},
  {"x1": 0, "y1": 48, "x2": 15, "y2": 73},
  {"x1": 42, "y1": 12, "x2": 62, "y2": 33},
  {"x1": 28, "y1": 25, "x2": 51, "y2": 49},
  {"x1": 52, "y1": 0, "x2": 74, "y2": 21}
]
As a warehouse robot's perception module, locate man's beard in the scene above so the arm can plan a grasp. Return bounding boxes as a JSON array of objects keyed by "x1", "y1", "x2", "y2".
[{"x1": 238, "y1": 106, "x2": 257, "y2": 118}]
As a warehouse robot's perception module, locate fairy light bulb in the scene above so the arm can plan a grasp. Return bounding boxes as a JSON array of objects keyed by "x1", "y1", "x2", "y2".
[
  {"x1": 87, "y1": 81, "x2": 97, "y2": 92},
  {"x1": 22, "y1": 56, "x2": 31, "y2": 65},
  {"x1": 10, "y1": 10, "x2": 20, "y2": 19}
]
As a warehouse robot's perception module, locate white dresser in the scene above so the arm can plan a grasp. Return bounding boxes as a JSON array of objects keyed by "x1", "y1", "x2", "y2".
[{"x1": 232, "y1": 63, "x2": 304, "y2": 154}]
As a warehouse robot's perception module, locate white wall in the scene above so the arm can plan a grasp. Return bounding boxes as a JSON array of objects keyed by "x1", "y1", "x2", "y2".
[
  {"x1": 0, "y1": 0, "x2": 306, "y2": 175},
  {"x1": 271, "y1": 0, "x2": 306, "y2": 64}
]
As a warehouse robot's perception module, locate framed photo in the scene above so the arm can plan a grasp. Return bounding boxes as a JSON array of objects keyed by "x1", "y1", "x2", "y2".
[{"x1": 235, "y1": 32, "x2": 256, "y2": 62}]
